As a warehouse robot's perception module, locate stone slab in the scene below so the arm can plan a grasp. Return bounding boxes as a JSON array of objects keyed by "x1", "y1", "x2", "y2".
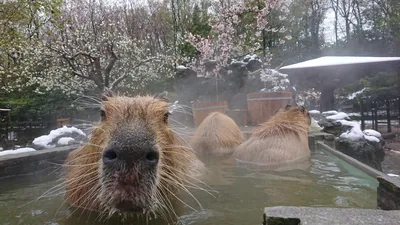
[
  {"x1": 377, "y1": 175, "x2": 400, "y2": 210},
  {"x1": 0, "y1": 145, "x2": 79, "y2": 179},
  {"x1": 263, "y1": 206, "x2": 400, "y2": 225}
]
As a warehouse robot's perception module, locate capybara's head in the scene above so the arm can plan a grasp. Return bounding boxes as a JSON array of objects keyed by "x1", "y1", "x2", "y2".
[
  {"x1": 283, "y1": 105, "x2": 311, "y2": 125},
  {"x1": 96, "y1": 90, "x2": 180, "y2": 214}
]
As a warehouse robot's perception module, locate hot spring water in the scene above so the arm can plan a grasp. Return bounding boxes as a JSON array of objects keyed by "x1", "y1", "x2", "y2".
[{"x1": 0, "y1": 147, "x2": 378, "y2": 225}]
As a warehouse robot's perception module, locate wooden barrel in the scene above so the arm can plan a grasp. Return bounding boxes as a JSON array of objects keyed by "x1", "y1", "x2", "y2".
[
  {"x1": 227, "y1": 109, "x2": 248, "y2": 127},
  {"x1": 246, "y1": 92, "x2": 292, "y2": 125},
  {"x1": 192, "y1": 101, "x2": 228, "y2": 127}
]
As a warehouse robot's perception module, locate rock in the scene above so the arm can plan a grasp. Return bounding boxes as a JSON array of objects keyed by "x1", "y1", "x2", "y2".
[
  {"x1": 335, "y1": 137, "x2": 385, "y2": 171},
  {"x1": 318, "y1": 118, "x2": 352, "y2": 137},
  {"x1": 377, "y1": 176, "x2": 400, "y2": 210}
]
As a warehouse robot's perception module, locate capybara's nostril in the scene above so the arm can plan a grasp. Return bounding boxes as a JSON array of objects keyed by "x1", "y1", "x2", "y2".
[
  {"x1": 145, "y1": 151, "x2": 159, "y2": 164},
  {"x1": 103, "y1": 149, "x2": 118, "y2": 164}
]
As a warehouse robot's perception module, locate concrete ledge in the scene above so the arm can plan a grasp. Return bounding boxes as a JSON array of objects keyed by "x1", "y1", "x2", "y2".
[
  {"x1": 0, "y1": 145, "x2": 79, "y2": 179},
  {"x1": 377, "y1": 176, "x2": 400, "y2": 210},
  {"x1": 263, "y1": 206, "x2": 400, "y2": 225},
  {"x1": 317, "y1": 141, "x2": 386, "y2": 178}
]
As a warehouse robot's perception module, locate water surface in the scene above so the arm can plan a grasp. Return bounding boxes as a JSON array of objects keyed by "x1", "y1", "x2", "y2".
[{"x1": 0, "y1": 148, "x2": 378, "y2": 225}]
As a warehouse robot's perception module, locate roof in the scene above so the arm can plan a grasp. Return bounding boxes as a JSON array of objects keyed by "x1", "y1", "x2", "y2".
[
  {"x1": 0, "y1": 109, "x2": 11, "y2": 112},
  {"x1": 280, "y1": 56, "x2": 400, "y2": 70}
]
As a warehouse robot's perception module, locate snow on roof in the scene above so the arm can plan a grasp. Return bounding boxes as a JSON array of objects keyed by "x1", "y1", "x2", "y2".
[
  {"x1": 0, "y1": 109, "x2": 11, "y2": 112},
  {"x1": 280, "y1": 56, "x2": 400, "y2": 70}
]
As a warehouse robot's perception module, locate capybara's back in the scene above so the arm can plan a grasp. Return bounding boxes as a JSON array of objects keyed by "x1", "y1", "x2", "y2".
[
  {"x1": 233, "y1": 105, "x2": 311, "y2": 168},
  {"x1": 191, "y1": 112, "x2": 245, "y2": 158}
]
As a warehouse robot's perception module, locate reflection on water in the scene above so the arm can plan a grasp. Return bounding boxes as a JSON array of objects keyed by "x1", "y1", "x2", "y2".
[{"x1": 0, "y1": 148, "x2": 378, "y2": 225}]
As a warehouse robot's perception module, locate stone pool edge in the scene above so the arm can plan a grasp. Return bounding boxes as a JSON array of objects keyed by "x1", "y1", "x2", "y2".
[{"x1": 0, "y1": 145, "x2": 79, "y2": 179}]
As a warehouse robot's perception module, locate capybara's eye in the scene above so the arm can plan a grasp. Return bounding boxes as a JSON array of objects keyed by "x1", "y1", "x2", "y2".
[
  {"x1": 100, "y1": 110, "x2": 106, "y2": 121},
  {"x1": 163, "y1": 112, "x2": 170, "y2": 124}
]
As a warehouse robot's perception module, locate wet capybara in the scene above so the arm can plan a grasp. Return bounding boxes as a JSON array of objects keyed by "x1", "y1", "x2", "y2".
[
  {"x1": 233, "y1": 105, "x2": 311, "y2": 169},
  {"x1": 64, "y1": 90, "x2": 205, "y2": 222},
  {"x1": 190, "y1": 112, "x2": 245, "y2": 159}
]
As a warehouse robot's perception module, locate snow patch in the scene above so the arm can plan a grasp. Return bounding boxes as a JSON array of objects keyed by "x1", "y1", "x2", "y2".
[
  {"x1": 33, "y1": 126, "x2": 86, "y2": 149},
  {"x1": 309, "y1": 110, "x2": 321, "y2": 115},
  {"x1": 0, "y1": 148, "x2": 36, "y2": 157},
  {"x1": 338, "y1": 120, "x2": 381, "y2": 143},
  {"x1": 387, "y1": 173, "x2": 399, "y2": 177},
  {"x1": 364, "y1": 135, "x2": 380, "y2": 142},
  {"x1": 363, "y1": 129, "x2": 382, "y2": 138},
  {"x1": 57, "y1": 137, "x2": 75, "y2": 146},
  {"x1": 348, "y1": 88, "x2": 366, "y2": 100},
  {"x1": 326, "y1": 112, "x2": 350, "y2": 121},
  {"x1": 310, "y1": 118, "x2": 323, "y2": 132},
  {"x1": 322, "y1": 110, "x2": 338, "y2": 115},
  {"x1": 176, "y1": 65, "x2": 188, "y2": 70}
]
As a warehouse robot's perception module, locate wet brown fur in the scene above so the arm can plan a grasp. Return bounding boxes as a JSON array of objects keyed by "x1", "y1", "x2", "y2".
[
  {"x1": 63, "y1": 92, "x2": 204, "y2": 220},
  {"x1": 233, "y1": 105, "x2": 311, "y2": 167},
  {"x1": 190, "y1": 112, "x2": 245, "y2": 158}
]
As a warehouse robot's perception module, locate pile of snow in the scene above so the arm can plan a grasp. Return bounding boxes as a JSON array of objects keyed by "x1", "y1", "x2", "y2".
[
  {"x1": 326, "y1": 112, "x2": 350, "y2": 121},
  {"x1": 363, "y1": 129, "x2": 382, "y2": 138},
  {"x1": 57, "y1": 137, "x2": 75, "y2": 146},
  {"x1": 0, "y1": 148, "x2": 36, "y2": 157},
  {"x1": 322, "y1": 110, "x2": 338, "y2": 115},
  {"x1": 309, "y1": 110, "x2": 321, "y2": 115},
  {"x1": 338, "y1": 120, "x2": 380, "y2": 143},
  {"x1": 33, "y1": 126, "x2": 86, "y2": 149}
]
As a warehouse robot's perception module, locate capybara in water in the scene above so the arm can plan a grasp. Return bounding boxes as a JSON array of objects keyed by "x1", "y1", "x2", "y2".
[
  {"x1": 190, "y1": 112, "x2": 245, "y2": 159},
  {"x1": 233, "y1": 105, "x2": 311, "y2": 169},
  {"x1": 63, "y1": 90, "x2": 204, "y2": 222}
]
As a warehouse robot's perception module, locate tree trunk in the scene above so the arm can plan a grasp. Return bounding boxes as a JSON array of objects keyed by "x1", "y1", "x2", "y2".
[{"x1": 320, "y1": 86, "x2": 335, "y2": 111}]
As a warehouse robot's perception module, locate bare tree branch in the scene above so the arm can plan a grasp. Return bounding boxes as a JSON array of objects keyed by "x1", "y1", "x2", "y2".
[{"x1": 110, "y1": 57, "x2": 159, "y2": 89}]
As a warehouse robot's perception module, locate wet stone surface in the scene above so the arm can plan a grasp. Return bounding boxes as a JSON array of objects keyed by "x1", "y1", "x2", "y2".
[
  {"x1": 377, "y1": 176, "x2": 400, "y2": 210},
  {"x1": 263, "y1": 206, "x2": 400, "y2": 225}
]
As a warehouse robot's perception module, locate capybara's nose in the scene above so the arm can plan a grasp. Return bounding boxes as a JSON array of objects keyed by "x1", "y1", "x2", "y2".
[
  {"x1": 103, "y1": 149, "x2": 118, "y2": 165},
  {"x1": 102, "y1": 147, "x2": 159, "y2": 166}
]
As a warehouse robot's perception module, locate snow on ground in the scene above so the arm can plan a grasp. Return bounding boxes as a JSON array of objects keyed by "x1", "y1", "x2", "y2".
[
  {"x1": 33, "y1": 126, "x2": 86, "y2": 149},
  {"x1": 57, "y1": 137, "x2": 75, "y2": 146},
  {"x1": 322, "y1": 110, "x2": 338, "y2": 115},
  {"x1": 309, "y1": 110, "x2": 321, "y2": 115},
  {"x1": 338, "y1": 120, "x2": 381, "y2": 142},
  {"x1": 0, "y1": 148, "x2": 36, "y2": 157},
  {"x1": 326, "y1": 112, "x2": 350, "y2": 120},
  {"x1": 387, "y1": 173, "x2": 399, "y2": 177}
]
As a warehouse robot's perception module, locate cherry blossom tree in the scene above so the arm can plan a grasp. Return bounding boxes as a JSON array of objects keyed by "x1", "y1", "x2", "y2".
[{"x1": 185, "y1": 0, "x2": 288, "y2": 77}]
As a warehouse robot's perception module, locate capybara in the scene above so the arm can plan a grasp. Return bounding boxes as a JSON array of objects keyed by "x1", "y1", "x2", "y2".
[
  {"x1": 190, "y1": 112, "x2": 245, "y2": 159},
  {"x1": 233, "y1": 105, "x2": 311, "y2": 169},
  {"x1": 63, "y1": 90, "x2": 205, "y2": 222}
]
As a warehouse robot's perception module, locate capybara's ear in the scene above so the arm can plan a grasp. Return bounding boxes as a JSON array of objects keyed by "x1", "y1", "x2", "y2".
[
  {"x1": 285, "y1": 104, "x2": 292, "y2": 110},
  {"x1": 102, "y1": 88, "x2": 114, "y2": 101},
  {"x1": 300, "y1": 106, "x2": 306, "y2": 113},
  {"x1": 154, "y1": 91, "x2": 169, "y2": 102}
]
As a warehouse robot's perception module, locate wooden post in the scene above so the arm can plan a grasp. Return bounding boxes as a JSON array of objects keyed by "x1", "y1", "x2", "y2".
[
  {"x1": 386, "y1": 100, "x2": 391, "y2": 133},
  {"x1": 360, "y1": 97, "x2": 365, "y2": 130}
]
